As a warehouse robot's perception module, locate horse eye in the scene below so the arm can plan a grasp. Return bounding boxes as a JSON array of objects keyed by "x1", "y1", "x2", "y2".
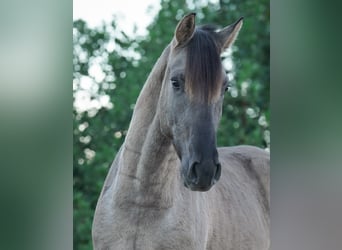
[
  {"x1": 171, "y1": 79, "x2": 180, "y2": 89},
  {"x1": 223, "y1": 81, "x2": 230, "y2": 93}
]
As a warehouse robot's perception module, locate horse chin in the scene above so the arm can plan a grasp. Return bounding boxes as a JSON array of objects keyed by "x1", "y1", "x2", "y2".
[
  {"x1": 183, "y1": 181, "x2": 213, "y2": 192},
  {"x1": 191, "y1": 185, "x2": 212, "y2": 192}
]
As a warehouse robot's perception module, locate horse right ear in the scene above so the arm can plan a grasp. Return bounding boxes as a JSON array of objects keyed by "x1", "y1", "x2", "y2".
[
  {"x1": 218, "y1": 17, "x2": 244, "y2": 51},
  {"x1": 174, "y1": 13, "x2": 196, "y2": 47}
]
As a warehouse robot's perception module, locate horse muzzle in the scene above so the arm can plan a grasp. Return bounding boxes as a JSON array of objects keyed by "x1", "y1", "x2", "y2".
[{"x1": 183, "y1": 160, "x2": 221, "y2": 192}]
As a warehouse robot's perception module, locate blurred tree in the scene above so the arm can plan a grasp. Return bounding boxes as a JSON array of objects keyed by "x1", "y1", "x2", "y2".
[{"x1": 73, "y1": 0, "x2": 269, "y2": 249}]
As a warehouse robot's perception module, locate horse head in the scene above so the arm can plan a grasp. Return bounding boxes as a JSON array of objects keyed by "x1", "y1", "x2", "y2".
[{"x1": 158, "y1": 13, "x2": 243, "y2": 191}]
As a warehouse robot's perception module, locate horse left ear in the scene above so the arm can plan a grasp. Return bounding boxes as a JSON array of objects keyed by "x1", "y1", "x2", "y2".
[
  {"x1": 218, "y1": 17, "x2": 244, "y2": 51},
  {"x1": 174, "y1": 13, "x2": 196, "y2": 47}
]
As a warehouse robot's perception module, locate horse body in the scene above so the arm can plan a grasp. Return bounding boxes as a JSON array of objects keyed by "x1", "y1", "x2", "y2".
[
  {"x1": 93, "y1": 146, "x2": 269, "y2": 250},
  {"x1": 93, "y1": 13, "x2": 269, "y2": 250}
]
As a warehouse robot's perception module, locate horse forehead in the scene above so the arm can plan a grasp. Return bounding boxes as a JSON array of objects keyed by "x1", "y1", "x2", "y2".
[{"x1": 169, "y1": 51, "x2": 186, "y2": 70}]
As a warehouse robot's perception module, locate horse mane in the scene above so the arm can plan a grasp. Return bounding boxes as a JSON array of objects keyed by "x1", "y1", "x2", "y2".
[{"x1": 185, "y1": 25, "x2": 223, "y2": 104}]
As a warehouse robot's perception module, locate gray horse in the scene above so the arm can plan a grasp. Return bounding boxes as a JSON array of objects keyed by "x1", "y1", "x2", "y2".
[{"x1": 92, "y1": 13, "x2": 270, "y2": 250}]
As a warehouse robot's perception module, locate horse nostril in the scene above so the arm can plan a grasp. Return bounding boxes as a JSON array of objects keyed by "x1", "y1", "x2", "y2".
[
  {"x1": 214, "y1": 163, "x2": 221, "y2": 181},
  {"x1": 189, "y1": 162, "x2": 199, "y2": 183}
]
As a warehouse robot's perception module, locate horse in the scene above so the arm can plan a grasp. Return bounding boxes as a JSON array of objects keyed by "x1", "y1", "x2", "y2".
[{"x1": 92, "y1": 13, "x2": 270, "y2": 250}]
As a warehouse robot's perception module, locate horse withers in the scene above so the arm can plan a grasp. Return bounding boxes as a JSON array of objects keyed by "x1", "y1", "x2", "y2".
[{"x1": 92, "y1": 13, "x2": 270, "y2": 250}]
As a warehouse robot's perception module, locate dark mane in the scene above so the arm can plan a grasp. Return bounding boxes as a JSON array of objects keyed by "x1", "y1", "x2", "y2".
[{"x1": 185, "y1": 25, "x2": 222, "y2": 103}]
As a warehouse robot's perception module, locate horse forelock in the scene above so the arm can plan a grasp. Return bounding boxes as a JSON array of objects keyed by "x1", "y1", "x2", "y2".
[{"x1": 185, "y1": 25, "x2": 223, "y2": 104}]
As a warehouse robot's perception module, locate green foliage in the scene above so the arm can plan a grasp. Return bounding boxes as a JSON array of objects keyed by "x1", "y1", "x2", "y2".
[{"x1": 73, "y1": 0, "x2": 269, "y2": 248}]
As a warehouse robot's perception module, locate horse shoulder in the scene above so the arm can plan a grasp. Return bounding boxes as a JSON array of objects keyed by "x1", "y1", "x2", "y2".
[
  {"x1": 101, "y1": 146, "x2": 123, "y2": 196},
  {"x1": 92, "y1": 146, "x2": 123, "y2": 247},
  {"x1": 218, "y1": 145, "x2": 270, "y2": 208}
]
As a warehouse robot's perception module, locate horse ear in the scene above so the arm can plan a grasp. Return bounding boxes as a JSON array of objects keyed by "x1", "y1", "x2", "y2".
[
  {"x1": 218, "y1": 17, "x2": 244, "y2": 51},
  {"x1": 174, "y1": 13, "x2": 196, "y2": 47}
]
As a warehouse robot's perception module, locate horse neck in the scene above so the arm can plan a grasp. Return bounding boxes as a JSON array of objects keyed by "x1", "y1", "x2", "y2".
[
  {"x1": 114, "y1": 45, "x2": 178, "y2": 209},
  {"x1": 125, "y1": 44, "x2": 170, "y2": 147}
]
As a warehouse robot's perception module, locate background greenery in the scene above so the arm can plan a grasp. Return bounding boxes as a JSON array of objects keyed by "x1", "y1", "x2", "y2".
[{"x1": 73, "y1": 0, "x2": 269, "y2": 249}]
